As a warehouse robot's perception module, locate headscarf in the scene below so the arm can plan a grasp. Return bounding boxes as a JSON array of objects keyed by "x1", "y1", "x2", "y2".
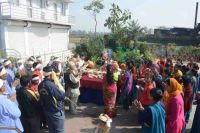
[
  {"x1": 175, "y1": 70, "x2": 183, "y2": 78},
  {"x1": 120, "y1": 63, "x2": 126, "y2": 70},
  {"x1": 112, "y1": 62, "x2": 119, "y2": 71},
  {"x1": 163, "y1": 78, "x2": 183, "y2": 114},
  {"x1": 71, "y1": 57, "x2": 77, "y2": 63},
  {"x1": 0, "y1": 68, "x2": 6, "y2": 76}
]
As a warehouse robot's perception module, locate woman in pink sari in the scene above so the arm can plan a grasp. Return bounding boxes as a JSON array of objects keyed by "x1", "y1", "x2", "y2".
[
  {"x1": 103, "y1": 64, "x2": 118, "y2": 118},
  {"x1": 163, "y1": 78, "x2": 185, "y2": 133}
]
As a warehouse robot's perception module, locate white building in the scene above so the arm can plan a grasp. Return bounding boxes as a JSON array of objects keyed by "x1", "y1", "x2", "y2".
[{"x1": 0, "y1": 0, "x2": 74, "y2": 59}]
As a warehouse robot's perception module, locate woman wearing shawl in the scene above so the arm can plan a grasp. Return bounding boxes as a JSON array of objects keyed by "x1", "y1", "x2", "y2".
[
  {"x1": 103, "y1": 64, "x2": 118, "y2": 118},
  {"x1": 117, "y1": 63, "x2": 127, "y2": 102},
  {"x1": 129, "y1": 60, "x2": 137, "y2": 101},
  {"x1": 118, "y1": 61, "x2": 133, "y2": 110},
  {"x1": 133, "y1": 88, "x2": 165, "y2": 133},
  {"x1": 163, "y1": 78, "x2": 184, "y2": 133}
]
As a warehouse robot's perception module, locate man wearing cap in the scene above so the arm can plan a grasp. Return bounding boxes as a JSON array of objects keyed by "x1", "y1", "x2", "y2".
[
  {"x1": 0, "y1": 67, "x2": 17, "y2": 101},
  {"x1": 17, "y1": 76, "x2": 41, "y2": 133},
  {"x1": 29, "y1": 56, "x2": 36, "y2": 62},
  {"x1": 16, "y1": 59, "x2": 27, "y2": 77},
  {"x1": 36, "y1": 56, "x2": 43, "y2": 64},
  {"x1": 25, "y1": 59, "x2": 34, "y2": 78},
  {"x1": 47, "y1": 56, "x2": 55, "y2": 66},
  {"x1": 30, "y1": 74, "x2": 40, "y2": 92},
  {"x1": 51, "y1": 57, "x2": 62, "y2": 73},
  {"x1": 0, "y1": 79, "x2": 23, "y2": 133},
  {"x1": 4, "y1": 59, "x2": 15, "y2": 87},
  {"x1": 33, "y1": 62, "x2": 43, "y2": 83},
  {"x1": 30, "y1": 74, "x2": 47, "y2": 129},
  {"x1": 38, "y1": 66, "x2": 65, "y2": 133}
]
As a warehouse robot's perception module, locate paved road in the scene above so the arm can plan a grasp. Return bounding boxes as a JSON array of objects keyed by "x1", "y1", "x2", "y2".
[{"x1": 41, "y1": 103, "x2": 196, "y2": 133}]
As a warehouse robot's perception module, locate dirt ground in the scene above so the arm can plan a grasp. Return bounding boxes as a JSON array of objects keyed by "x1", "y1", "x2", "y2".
[{"x1": 41, "y1": 103, "x2": 195, "y2": 133}]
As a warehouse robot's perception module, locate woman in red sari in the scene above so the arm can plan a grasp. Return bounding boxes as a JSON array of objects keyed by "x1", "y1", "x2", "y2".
[
  {"x1": 182, "y1": 76, "x2": 193, "y2": 124},
  {"x1": 103, "y1": 64, "x2": 118, "y2": 118}
]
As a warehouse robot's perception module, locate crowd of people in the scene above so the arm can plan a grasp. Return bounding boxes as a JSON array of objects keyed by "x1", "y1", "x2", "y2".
[
  {"x1": 0, "y1": 55, "x2": 83, "y2": 133},
  {"x1": 169, "y1": 55, "x2": 200, "y2": 62},
  {"x1": 0, "y1": 53, "x2": 199, "y2": 133},
  {"x1": 102, "y1": 56, "x2": 200, "y2": 133}
]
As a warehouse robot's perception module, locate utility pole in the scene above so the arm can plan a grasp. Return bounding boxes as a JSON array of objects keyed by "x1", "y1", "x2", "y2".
[{"x1": 194, "y1": 2, "x2": 199, "y2": 28}]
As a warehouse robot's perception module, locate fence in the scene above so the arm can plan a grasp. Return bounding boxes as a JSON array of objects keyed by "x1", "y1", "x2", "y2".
[
  {"x1": 0, "y1": 49, "x2": 74, "y2": 65},
  {"x1": 36, "y1": 49, "x2": 74, "y2": 65},
  {"x1": 0, "y1": 49, "x2": 21, "y2": 59}
]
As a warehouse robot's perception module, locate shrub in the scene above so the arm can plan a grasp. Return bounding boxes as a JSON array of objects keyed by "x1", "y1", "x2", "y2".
[{"x1": 75, "y1": 36, "x2": 105, "y2": 59}]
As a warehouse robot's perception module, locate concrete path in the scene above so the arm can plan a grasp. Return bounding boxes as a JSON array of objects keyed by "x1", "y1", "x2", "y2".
[{"x1": 41, "y1": 103, "x2": 196, "y2": 133}]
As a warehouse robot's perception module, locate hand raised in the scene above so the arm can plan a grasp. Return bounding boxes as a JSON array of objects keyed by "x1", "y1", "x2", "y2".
[{"x1": 12, "y1": 80, "x2": 18, "y2": 88}]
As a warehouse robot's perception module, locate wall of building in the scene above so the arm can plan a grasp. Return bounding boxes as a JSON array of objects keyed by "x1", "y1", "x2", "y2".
[
  {"x1": 0, "y1": 0, "x2": 72, "y2": 58},
  {"x1": 0, "y1": 23, "x2": 5, "y2": 50},
  {"x1": 0, "y1": 20, "x2": 70, "y2": 58},
  {"x1": 51, "y1": 28, "x2": 69, "y2": 52},
  {"x1": 7, "y1": 25, "x2": 26, "y2": 55},
  {"x1": 28, "y1": 23, "x2": 49, "y2": 55}
]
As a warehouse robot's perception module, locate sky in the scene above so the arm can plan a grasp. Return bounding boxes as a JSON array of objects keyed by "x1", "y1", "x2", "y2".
[{"x1": 70, "y1": 0, "x2": 200, "y2": 32}]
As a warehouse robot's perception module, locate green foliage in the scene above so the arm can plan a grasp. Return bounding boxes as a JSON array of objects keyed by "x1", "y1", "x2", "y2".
[
  {"x1": 177, "y1": 46, "x2": 200, "y2": 56},
  {"x1": 126, "y1": 49, "x2": 142, "y2": 60},
  {"x1": 112, "y1": 41, "x2": 157, "y2": 67},
  {"x1": 126, "y1": 49, "x2": 144, "y2": 67},
  {"x1": 112, "y1": 49, "x2": 127, "y2": 64},
  {"x1": 0, "y1": 49, "x2": 5, "y2": 58},
  {"x1": 84, "y1": 0, "x2": 104, "y2": 13},
  {"x1": 90, "y1": 55, "x2": 104, "y2": 67},
  {"x1": 104, "y1": 3, "x2": 131, "y2": 33},
  {"x1": 75, "y1": 36, "x2": 105, "y2": 60},
  {"x1": 104, "y1": 4, "x2": 144, "y2": 50},
  {"x1": 75, "y1": 4, "x2": 157, "y2": 68},
  {"x1": 112, "y1": 49, "x2": 143, "y2": 67}
]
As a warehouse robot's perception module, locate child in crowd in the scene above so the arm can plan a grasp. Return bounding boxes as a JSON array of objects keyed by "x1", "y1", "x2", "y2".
[{"x1": 137, "y1": 73, "x2": 155, "y2": 124}]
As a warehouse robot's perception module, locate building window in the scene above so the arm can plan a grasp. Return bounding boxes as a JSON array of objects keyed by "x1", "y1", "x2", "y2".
[
  {"x1": 10, "y1": 0, "x2": 19, "y2": 6},
  {"x1": 27, "y1": 0, "x2": 32, "y2": 18},
  {"x1": 41, "y1": 0, "x2": 46, "y2": 8},
  {"x1": 61, "y1": 3, "x2": 66, "y2": 16},
  {"x1": 46, "y1": 0, "x2": 49, "y2": 7},
  {"x1": 27, "y1": 0, "x2": 32, "y2": 6}
]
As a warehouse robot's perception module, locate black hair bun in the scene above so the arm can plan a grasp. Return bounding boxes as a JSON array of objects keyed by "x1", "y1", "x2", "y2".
[{"x1": 150, "y1": 88, "x2": 163, "y2": 102}]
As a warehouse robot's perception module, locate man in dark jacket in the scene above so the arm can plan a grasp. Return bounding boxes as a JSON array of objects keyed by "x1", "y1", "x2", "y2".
[
  {"x1": 64, "y1": 61, "x2": 80, "y2": 114},
  {"x1": 39, "y1": 66, "x2": 65, "y2": 133},
  {"x1": 17, "y1": 76, "x2": 40, "y2": 133}
]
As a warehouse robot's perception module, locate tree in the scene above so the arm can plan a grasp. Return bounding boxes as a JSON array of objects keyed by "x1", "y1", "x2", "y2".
[
  {"x1": 104, "y1": 3, "x2": 132, "y2": 34},
  {"x1": 84, "y1": 0, "x2": 104, "y2": 35},
  {"x1": 104, "y1": 4, "x2": 144, "y2": 49},
  {"x1": 124, "y1": 20, "x2": 144, "y2": 48}
]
